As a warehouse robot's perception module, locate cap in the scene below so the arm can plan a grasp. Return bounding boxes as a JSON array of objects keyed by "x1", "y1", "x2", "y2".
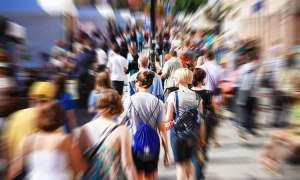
[
  {"x1": 0, "y1": 62, "x2": 9, "y2": 68},
  {"x1": 28, "y1": 82, "x2": 55, "y2": 100},
  {"x1": 165, "y1": 54, "x2": 171, "y2": 60},
  {"x1": 220, "y1": 58, "x2": 228, "y2": 64}
]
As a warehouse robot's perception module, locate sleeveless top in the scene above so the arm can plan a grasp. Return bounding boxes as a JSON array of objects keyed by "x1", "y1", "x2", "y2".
[
  {"x1": 82, "y1": 121, "x2": 125, "y2": 180},
  {"x1": 25, "y1": 135, "x2": 69, "y2": 180}
]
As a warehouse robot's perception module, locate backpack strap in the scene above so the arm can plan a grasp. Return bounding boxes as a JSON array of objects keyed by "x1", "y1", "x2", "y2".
[{"x1": 175, "y1": 91, "x2": 179, "y2": 119}]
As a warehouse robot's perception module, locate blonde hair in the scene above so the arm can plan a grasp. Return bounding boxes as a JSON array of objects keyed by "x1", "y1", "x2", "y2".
[
  {"x1": 94, "y1": 71, "x2": 112, "y2": 93},
  {"x1": 174, "y1": 68, "x2": 193, "y2": 84}
]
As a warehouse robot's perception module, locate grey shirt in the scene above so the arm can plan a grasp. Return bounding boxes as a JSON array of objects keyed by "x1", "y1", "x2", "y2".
[
  {"x1": 177, "y1": 48, "x2": 197, "y2": 64},
  {"x1": 120, "y1": 93, "x2": 165, "y2": 146},
  {"x1": 162, "y1": 57, "x2": 183, "y2": 89}
]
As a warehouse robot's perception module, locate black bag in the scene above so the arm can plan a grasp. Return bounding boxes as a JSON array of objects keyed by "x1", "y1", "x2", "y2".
[{"x1": 204, "y1": 90, "x2": 219, "y2": 127}]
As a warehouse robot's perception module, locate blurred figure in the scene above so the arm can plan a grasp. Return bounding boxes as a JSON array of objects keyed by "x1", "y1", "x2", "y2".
[
  {"x1": 137, "y1": 30, "x2": 143, "y2": 53},
  {"x1": 171, "y1": 34, "x2": 181, "y2": 51},
  {"x1": 120, "y1": 41, "x2": 129, "y2": 59},
  {"x1": 79, "y1": 90, "x2": 138, "y2": 180},
  {"x1": 106, "y1": 46, "x2": 127, "y2": 97},
  {"x1": 126, "y1": 53, "x2": 139, "y2": 77},
  {"x1": 177, "y1": 40, "x2": 197, "y2": 68},
  {"x1": 54, "y1": 74, "x2": 77, "y2": 133},
  {"x1": 8, "y1": 101, "x2": 87, "y2": 180},
  {"x1": 155, "y1": 54, "x2": 163, "y2": 75},
  {"x1": 95, "y1": 43, "x2": 108, "y2": 73},
  {"x1": 120, "y1": 71, "x2": 170, "y2": 180},
  {"x1": 39, "y1": 52, "x2": 54, "y2": 81},
  {"x1": 127, "y1": 46, "x2": 136, "y2": 63}
]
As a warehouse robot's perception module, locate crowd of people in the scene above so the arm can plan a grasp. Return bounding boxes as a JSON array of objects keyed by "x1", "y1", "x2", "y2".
[{"x1": 0, "y1": 23, "x2": 299, "y2": 180}]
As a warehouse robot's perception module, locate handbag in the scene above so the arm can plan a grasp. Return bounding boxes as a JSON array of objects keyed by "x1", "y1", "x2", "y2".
[{"x1": 204, "y1": 90, "x2": 219, "y2": 127}]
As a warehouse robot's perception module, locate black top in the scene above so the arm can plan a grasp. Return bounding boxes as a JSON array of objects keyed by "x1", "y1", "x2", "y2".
[
  {"x1": 192, "y1": 90, "x2": 212, "y2": 115},
  {"x1": 126, "y1": 61, "x2": 139, "y2": 74}
]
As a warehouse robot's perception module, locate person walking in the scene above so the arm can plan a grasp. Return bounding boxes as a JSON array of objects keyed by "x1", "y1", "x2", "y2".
[
  {"x1": 120, "y1": 71, "x2": 170, "y2": 180},
  {"x1": 126, "y1": 53, "x2": 140, "y2": 77},
  {"x1": 95, "y1": 43, "x2": 108, "y2": 72},
  {"x1": 8, "y1": 101, "x2": 87, "y2": 180},
  {"x1": 78, "y1": 89, "x2": 138, "y2": 180},
  {"x1": 177, "y1": 40, "x2": 197, "y2": 68},
  {"x1": 137, "y1": 30, "x2": 143, "y2": 53},
  {"x1": 128, "y1": 56, "x2": 164, "y2": 101},
  {"x1": 165, "y1": 68, "x2": 205, "y2": 180},
  {"x1": 106, "y1": 46, "x2": 128, "y2": 98}
]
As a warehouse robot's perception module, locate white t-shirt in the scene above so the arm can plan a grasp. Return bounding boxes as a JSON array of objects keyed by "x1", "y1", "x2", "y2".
[
  {"x1": 96, "y1": 48, "x2": 107, "y2": 65},
  {"x1": 171, "y1": 39, "x2": 181, "y2": 48},
  {"x1": 107, "y1": 54, "x2": 128, "y2": 81}
]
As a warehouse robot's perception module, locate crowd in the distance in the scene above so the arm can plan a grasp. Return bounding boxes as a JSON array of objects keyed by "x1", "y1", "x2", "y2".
[{"x1": 0, "y1": 23, "x2": 299, "y2": 180}]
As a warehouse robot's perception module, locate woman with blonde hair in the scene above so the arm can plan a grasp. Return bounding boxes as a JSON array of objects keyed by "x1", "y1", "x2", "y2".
[
  {"x1": 88, "y1": 71, "x2": 113, "y2": 117},
  {"x1": 165, "y1": 68, "x2": 205, "y2": 180},
  {"x1": 79, "y1": 90, "x2": 138, "y2": 180}
]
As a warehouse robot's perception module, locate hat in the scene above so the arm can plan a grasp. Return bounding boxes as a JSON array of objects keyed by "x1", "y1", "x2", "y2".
[
  {"x1": 220, "y1": 58, "x2": 228, "y2": 64},
  {"x1": 165, "y1": 54, "x2": 171, "y2": 60},
  {"x1": 28, "y1": 82, "x2": 55, "y2": 100},
  {"x1": 0, "y1": 62, "x2": 9, "y2": 68}
]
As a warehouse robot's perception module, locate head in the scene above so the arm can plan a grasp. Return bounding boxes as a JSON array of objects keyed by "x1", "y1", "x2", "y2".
[
  {"x1": 29, "y1": 82, "x2": 55, "y2": 104},
  {"x1": 96, "y1": 89, "x2": 123, "y2": 117},
  {"x1": 99, "y1": 43, "x2": 107, "y2": 52},
  {"x1": 37, "y1": 101, "x2": 63, "y2": 132},
  {"x1": 173, "y1": 68, "x2": 193, "y2": 87},
  {"x1": 183, "y1": 40, "x2": 191, "y2": 48},
  {"x1": 135, "y1": 71, "x2": 155, "y2": 92},
  {"x1": 94, "y1": 71, "x2": 112, "y2": 93},
  {"x1": 112, "y1": 45, "x2": 120, "y2": 54},
  {"x1": 138, "y1": 56, "x2": 149, "y2": 69},
  {"x1": 192, "y1": 68, "x2": 206, "y2": 87},
  {"x1": 53, "y1": 74, "x2": 67, "y2": 98},
  {"x1": 220, "y1": 58, "x2": 228, "y2": 68},
  {"x1": 169, "y1": 50, "x2": 177, "y2": 58},
  {"x1": 129, "y1": 46, "x2": 136, "y2": 54},
  {"x1": 249, "y1": 53, "x2": 259, "y2": 63},
  {"x1": 132, "y1": 53, "x2": 139, "y2": 62},
  {"x1": 205, "y1": 50, "x2": 214, "y2": 61}
]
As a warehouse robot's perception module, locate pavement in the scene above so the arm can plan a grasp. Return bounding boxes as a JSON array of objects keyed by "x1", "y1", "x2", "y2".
[{"x1": 74, "y1": 46, "x2": 300, "y2": 180}]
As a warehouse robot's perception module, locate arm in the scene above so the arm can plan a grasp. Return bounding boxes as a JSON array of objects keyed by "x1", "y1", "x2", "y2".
[
  {"x1": 158, "y1": 122, "x2": 170, "y2": 167},
  {"x1": 8, "y1": 139, "x2": 25, "y2": 180},
  {"x1": 165, "y1": 101, "x2": 174, "y2": 122},
  {"x1": 198, "y1": 102, "x2": 206, "y2": 148},
  {"x1": 67, "y1": 109, "x2": 77, "y2": 130},
  {"x1": 106, "y1": 67, "x2": 111, "y2": 74},
  {"x1": 161, "y1": 62, "x2": 169, "y2": 79},
  {"x1": 211, "y1": 96, "x2": 220, "y2": 114},
  {"x1": 161, "y1": 73, "x2": 167, "y2": 79},
  {"x1": 120, "y1": 128, "x2": 138, "y2": 180},
  {"x1": 124, "y1": 67, "x2": 127, "y2": 74}
]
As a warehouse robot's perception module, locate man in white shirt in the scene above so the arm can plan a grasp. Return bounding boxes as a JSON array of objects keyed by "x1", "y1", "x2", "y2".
[
  {"x1": 107, "y1": 46, "x2": 128, "y2": 97},
  {"x1": 171, "y1": 35, "x2": 181, "y2": 50},
  {"x1": 96, "y1": 43, "x2": 108, "y2": 72}
]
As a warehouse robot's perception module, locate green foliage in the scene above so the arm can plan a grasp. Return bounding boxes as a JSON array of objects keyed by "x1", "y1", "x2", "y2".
[{"x1": 171, "y1": 0, "x2": 208, "y2": 16}]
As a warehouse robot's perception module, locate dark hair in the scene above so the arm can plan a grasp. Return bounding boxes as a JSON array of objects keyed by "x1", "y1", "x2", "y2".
[
  {"x1": 112, "y1": 45, "x2": 120, "y2": 54},
  {"x1": 136, "y1": 71, "x2": 155, "y2": 89},
  {"x1": 249, "y1": 53, "x2": 258, "y2": 62},
  {"x1": 97, "y1": 89, "x2": 124, "y2": 116},
  {"x1": 205, "y1": 50, "x2": 214, "y2": 60},
  {"x1": 132, "y1": 53, "x2": 139, "y2": 62},
  {"x1": 169, "y1": 50, "x2": 177, "y2": 57},
  {"x1": 37, "y1": 101, "x2": 63, "y2": 132},
  {"x1": 192, "y1": 68, "x2": 206, "y2": 87},
  {"x1": 54, "y1": 74, "x2": 67, "y2": 98},
  {"x1": 99, "y1": 43, "x2": 107, "y2": 52}
]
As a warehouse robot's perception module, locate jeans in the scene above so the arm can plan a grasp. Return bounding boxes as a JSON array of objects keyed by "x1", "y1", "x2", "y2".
[
  {"x1": 191, "y1": 146, "x2": 204, "y2": 180},
  {"x1": 138, "y1": 41, "x2": 143, "y2": 53}
]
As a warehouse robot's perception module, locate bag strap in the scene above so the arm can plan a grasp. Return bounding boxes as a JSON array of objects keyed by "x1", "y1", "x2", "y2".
[
  {"x1": 203, "y1": 63, "x2": 218, "y2": 89},
  {"x1": 175, "y1": 91, "x2": 179, "y2": 119},
  {"x1": 88, "y1": 124, "x2": 120, "y2": 161}
]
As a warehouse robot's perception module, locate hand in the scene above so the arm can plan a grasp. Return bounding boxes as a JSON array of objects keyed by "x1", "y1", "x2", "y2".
[
  {"x1": 164, "y1": 153, "x2": 170, "y2": 167},
  {"x1": 197, "y1": 139, "x2": 207, "y2": 150}
]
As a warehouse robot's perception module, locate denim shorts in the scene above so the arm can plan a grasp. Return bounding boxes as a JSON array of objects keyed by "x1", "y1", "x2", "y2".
[{"x1": 170, "y1": 129, "x2": 195, "y2": 163}]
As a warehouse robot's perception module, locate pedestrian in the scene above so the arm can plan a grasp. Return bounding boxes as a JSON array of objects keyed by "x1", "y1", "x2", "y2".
[
  {"x1": 53, "y1": 74, "x2": 77, "y2": 133},
  {"x1": 128, "y1": 56, "x2": 164, "y2": 101},
  {"x1": 177, "y1": 40, "x2": 197, "y2": 68},
  {"x1": 155, "y1": 54, "x2": 163, "y2": 75},
  {"x1": 161, "y1": 50, "x2": 183, "y2": 109},
  {"x1": 126, "y1": 53, "x2": 140, "y2": 77},
  {"x1": 137, "y1": 30, "x2": 143, "y2": 53},
  {"x1": 165, "y1": 68, "x2": 205, "y2": 180},
  {"x1": 127, "y1": 46, "x2": 136, "y2": 63},
  {"x1": 8, "y1": 101, "x2": 87, "y2": 180},
  {"x1": 39, "y1": 52, "x2": 54, "y2": 81},
  {"x1": 120, "y1": 71, "x2": 170, "y2": 180},
  {"x1": 191, "y1": 68, "x2": 220, "y2": 179},
  {"x1": 95, "y1": 43, "x2": 108, "y2": 72},
  {"x1": 171, "y1": 34, "x2": 181, "y2": 51},
  {"x1": 78, "y1": 89, "x2": 138, "y2": 180},
  {"x1": 120, "y1": 41, "x2": 129, "y2": 59},
  {"x1": 106, "y1": 46, "x2": 128, "y2": 98},
  {"x1": 73, "y1": 46, "x2": 95, "y2": 108}
]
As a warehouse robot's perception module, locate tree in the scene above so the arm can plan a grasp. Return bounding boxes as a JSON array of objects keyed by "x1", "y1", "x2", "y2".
[{"x1": 171, "y1": 0, "x2": 208, "y2": 16}]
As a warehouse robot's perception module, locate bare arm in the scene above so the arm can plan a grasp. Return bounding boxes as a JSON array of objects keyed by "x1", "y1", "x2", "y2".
[
  {"x1": 120, "y1": 127, "x2": 138, "y2": 180},
  {"x1": 106, "y1": 67, "x2": 111, "y2": 74},
  {"x1": 166, "y1": 101, "x2": 174, "y2": 122},
  {"x1": 67, "y1": 109, "x2": 77, "y2": 130},
  {"x1": 161, "y1": 73, "x2": 167, "y2": 79},
  {"x1": 88, "y1": 107, "x2": 95, "y2": 114},
  {"x1": 124, "y1": 67, "x2": 127, "y2": 74},
  {"x1": 198, "y1": 102, "x2": 206, "y2": 143},
  {"x1": 211, "y1": 96, "x2": 220, "y2": 114},
  {"x1": 158, "y1": 122, "x2": 170, "y2": 167},
  {"x1": 8, "y1": 140, "x2": 25, "y2": 180}
]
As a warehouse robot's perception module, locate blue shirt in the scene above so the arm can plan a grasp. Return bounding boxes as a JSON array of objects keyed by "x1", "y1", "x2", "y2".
[
  {"x1": 128, "y1": 68, "x2": 164, "y2": 102},
  {"x1": 57, "y1": 92, "x2": 77, "y2": 110},
  {"x1": 137, "y1": 34, "x2": 143, "y2": 42},
  {"x1": 73, "y1": 52, "x2": 94, "y2": 77}
]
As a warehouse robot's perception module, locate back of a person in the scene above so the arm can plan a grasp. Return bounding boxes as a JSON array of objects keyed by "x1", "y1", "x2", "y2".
[
  {"x1": 168, "y1": 90, "x2": 198, "y2": 116},
  {"x1": 164, "y1": 58, "x2": 183, "y2": 88},
  {"x1": 74, "y1": 52, "x2": 93, "y2": 77},
  {"x1": 109, "y1": 55, "x2": 126, "y2": 80},
  {"x1": 200, "y1": 61, "x2": 222, "y2": 92},
  {"x1": 177, "y1": 48, "x2": 196, "y2": 64},
  {"x1": 193, "y1": 90, "x2": 211, "y2": 115},
  {"x1": 26, "y1": 134, "x2": 69, "y2": 180},
  {"x1": 137, "y1": 33, "x2": 143, "y2": 42},
  {"x1": 96, "y1": 48, "x2": 107, "y2": 65}
]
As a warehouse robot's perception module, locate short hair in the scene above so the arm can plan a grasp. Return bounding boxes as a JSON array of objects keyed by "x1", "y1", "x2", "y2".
[
  {"x1": 205, "y1": 50, "x2": 214, "y2": 60},
  {"x1": 174, "y1": 68, "x2": 193, "y2": 84},
  {"x1": 138, "y1": 56, "x2": 149, "y2": 68},
  {"x1": 37, "y1": 101, "x2": 63, "y2": 132},
  {"x1": 132, "y1": 53, "x2": 139, "y2": 62},
  {"x1": 112, "y1": 45, "x2": 120, "y2": 54},
  {"x1": 169, "y1": 50, "x2": 177, "y2": 57},
  {"x1": 192, "y1": 68, "x2": 206, "y2": 87},
  {"x1": 136, "y1": 71, "x2": 155, "y2": 89},
  {"x1": 183, "y1": 39, "x2": 191, "y2": 47},
  {"x1": 96, "y1": 89, "x2": 124, "y2": 116},
  {"x1": 99, "y1": 43, "x2": 107, "y2": 52},
  {"x1": 94, "y1": 71, "x2": 112, "y2": 93}
]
